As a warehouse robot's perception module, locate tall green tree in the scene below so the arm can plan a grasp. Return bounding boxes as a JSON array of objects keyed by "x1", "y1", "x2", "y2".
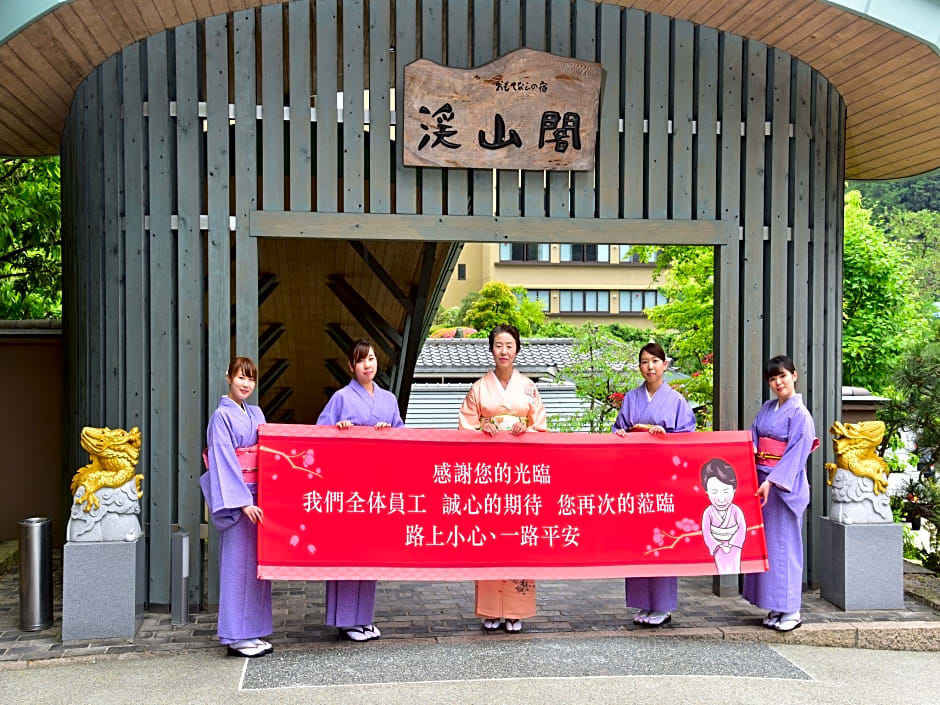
[
  {"x1": 884, "y1": 208, "x2": 940, "y2": 304},
  {"x1": 462, "y1": 281, "x2": 546, "y2": 337},
  {"x1": 0, "y1": 157, "x2": 62, "y2": 319},
  {"x1": 847, "y1": 171, "x2": 940, "y2": 219},
  {"x1": 842, "y1": 190, "x2": 930, "y2": 392}
]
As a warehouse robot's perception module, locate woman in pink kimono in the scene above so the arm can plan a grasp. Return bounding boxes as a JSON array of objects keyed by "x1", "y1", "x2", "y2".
[
  {"x1": 744, "y1": 355, "x2": 819, "y2": 632},
  {"x1": 458, "y1": 324, "x2": 548, "y2": 632},
  {"x1": 700, "y1": 458, "x2": 746, "y2": 575},
  {"x1": 612, "y1": 342, "x2": 696, "y2": 626},
  {"x1": 316, "y1": 339, "x2": 404, "y2": 642},
  {"x1": 200, "y1": 357, "x2": 272, "y2": 658}
]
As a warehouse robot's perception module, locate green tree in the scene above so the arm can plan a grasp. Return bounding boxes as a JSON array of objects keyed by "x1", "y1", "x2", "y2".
[
  {"x1": 0, "y1": 157, "x2": 62, "y2": 319},
  {"x1": 533, "y1": 320, "x2": 578, "y2": 338},
  {"x1": 463, "y1": 281, "x2": 545, "y2": 337},
  {"x1": 842, "y1": 191, "x2": 930, "y2": 392},
  {"x1": 884, "y1": 208, "x2": 940, "y2": 303},
  {"x1": 548, "y1": 323, "x2": 642, "y2": 433},
  {"x1": 846, "y1": 171, "x2": 940, "y2": 219}
]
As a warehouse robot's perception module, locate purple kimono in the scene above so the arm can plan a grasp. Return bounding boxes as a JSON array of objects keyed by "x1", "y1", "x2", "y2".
[
  {"x1": 316, "y1": 379, "x2": 404, "y2": 626},
  {"x1": 742, "y1": 394, "x2": 817, "y2": 613},
  {"x1": 200, "y1": 396, "x2": 271, "y2": 645},
  {"x1": 701, "y1": 504, "x2": 746, "y2": 574},
  {"x1": 612, "y1": 382, "x2": 696, "y2": 612}
]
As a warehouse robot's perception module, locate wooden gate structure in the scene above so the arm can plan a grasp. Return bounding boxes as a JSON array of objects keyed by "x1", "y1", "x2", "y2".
[{"x1": 1, "y1": 0, "x2": 939, "y2": 608}]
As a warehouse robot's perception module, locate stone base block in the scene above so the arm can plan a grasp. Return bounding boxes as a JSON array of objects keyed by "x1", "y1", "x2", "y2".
[
  {"x1": 62, "y1": 537, "x2": 145, "y2": 641},
  {"x1": 820, "y1": 518, "x2": 903, "y2": 610}
]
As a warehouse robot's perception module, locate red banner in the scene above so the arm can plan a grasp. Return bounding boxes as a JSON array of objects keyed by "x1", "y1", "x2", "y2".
[{"x1": 256, "y1": 426, "x2": 767, "y2": 580}]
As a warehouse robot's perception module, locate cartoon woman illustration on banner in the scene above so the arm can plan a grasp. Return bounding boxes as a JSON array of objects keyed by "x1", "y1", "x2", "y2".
[{"x1": 700, "y1": 458, "x2": 746, "y2": 575}]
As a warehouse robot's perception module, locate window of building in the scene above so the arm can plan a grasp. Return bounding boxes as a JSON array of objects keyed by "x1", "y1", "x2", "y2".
[
  {"x1": 616, "y1": 246, "x2": 659, "y2": 264},
  {"x1": 457, "y1": 263, "x2": 466, "y2": 280},
  {"x1": 520, "y1": 289, "x2": 550, "y2": 311},
  {"x1": 559, "y1": 243, "x2": 609, "y2": 263},
  {"x1": 499, "y1": 242, "x2": 549, "y2": 262},
  {"x1": 559, "y1": 290, "x2": 610, "y2": 313},
  {"x1": 618, "y1": 290, "x2": 667, "y2": 312}
]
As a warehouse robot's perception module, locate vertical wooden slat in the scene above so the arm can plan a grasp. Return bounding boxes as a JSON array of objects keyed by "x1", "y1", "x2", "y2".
[
  {"x1": 122, "y1": 42, "x2": 149, "y2": 546},
  {"x1": 147, "y1": 31, "x2": 174, "y2": 605},
  {"x1": 102, "y1": 54, "x2": 124, "y2": 427},
  {"x1": 289, "y1": 0, "x2": 312, "y2": 211},
  {"x1": 716, "y1": 32, "x2": 741, "y2": 432},
  {"x1": 808, "y1": 71, "x2": 828, "y2": 586},
  {"x1": 369, "y1": 0, "x2": 392, "y2": 213},
  {"x1": 791, "y1": 62, "x2": 812, "y2": 380},
  {"x1": 497, "y1": 0, "x2": 522, "y2": 218},
  {"x1": 597, "y1": 3, "x2": 619, "y2": 219},
  {"x1": 695, "y1": 26, "x2": 718, "y2": 220},
  {"x1": 262, "y1": 3, "x2": 284, "y2": 211},
  {"x1": 471, "y1": 0, "x2": 495, "y2": 217},
  {"x1": 420, "y1": 0, "x2": 444, "y2": 215},
  {"x1": 175, "y1": 21, "x2": 203, "y2": 607},
  {"x1": 671, "y1": 19, "x2": 693, "y2": 219},
  {"x1": 549, "y1": 0, "x2": 571, "y2": 219},
  {"x1": 204, "y1": 14, "x2": 230, "y2": 605},
  {"x1": 523, "y1": 0, "x2": 547, "y2": 219},
  {"x1": 394, "y1": 0, "x2": 417, "y2": 213},
  {"x1": 768, "y1": 49, "x2": 790, "y2": 357},
  {"x1": 741, "y1": 39, "x2": 766, "y2": 426},
  {"x1": 621, "y1": 8, "x2": 644, "y2": 219},
  {"x1": 572, "y1": 0, "x2": 595, "y2": 218},
  {"x1": 824, "y1": 84, "x2": 841, "y2": 466},
  {"x1": 647, "y1": 13, "x2": 668, "y2": 219},
  {"x1": 317, "y1": 0, "x2": 339, "y2": 212},
  {"x1": 234, "y1": 10, "x2": 258, "y2": 365},
  {"x1": 86, "y1": 69, "x2": 105, "y2": 428},
  {"x1": 344, "y1": 0, "x2": 366, "y2": 213}
]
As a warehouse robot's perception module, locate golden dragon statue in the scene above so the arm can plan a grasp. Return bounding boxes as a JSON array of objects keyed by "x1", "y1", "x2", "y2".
[
  {"x1": 70, "y1": 426, "x2": 144, "y2": 512},
  {"x1": 824, "y1": 420, "x2": 890, "y2": 496}
]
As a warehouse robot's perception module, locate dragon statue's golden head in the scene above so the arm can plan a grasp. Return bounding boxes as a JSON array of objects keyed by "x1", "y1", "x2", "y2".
[
  {"x1": 71, "y1": 426, "x2": 144, "y2": 513},
  {"x1": 825, "y1": 420, "x2": 890, "y2": 496}
]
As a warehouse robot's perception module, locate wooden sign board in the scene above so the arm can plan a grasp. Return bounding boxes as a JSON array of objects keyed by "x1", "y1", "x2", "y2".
[{"x1": 403, "y1": 48, "x2": 602, "y2": 171}]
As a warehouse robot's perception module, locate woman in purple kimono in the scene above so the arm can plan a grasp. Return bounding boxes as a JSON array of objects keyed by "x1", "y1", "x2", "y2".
[
  {"x1": 744, "y1": 354, "x2": 819, "y2": 632},
  {"x1": 316, "y1": 339, "x2": 404, "y2": 642},
  {"x1": 612, "y1": 342, "x2": 696, "y2": 626},
  {"x1": 700, "y1": 458, "x2": 746, "y2": 575},
  {"x1": 200, "y1": 357, "x2": 272, "y2": 658}
]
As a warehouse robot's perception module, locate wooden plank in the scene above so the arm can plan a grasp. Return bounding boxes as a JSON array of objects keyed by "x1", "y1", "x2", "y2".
[
  {"x1": 647, "y1": 13, "x2": 668, "y2": 219},
  {"x1": 695, "y1": 26, "x2": 718, "y2": 220},
  {"x1": 289, "y1": 0, "x2": 312, "y2": 211},
  {"x1": 234, "y1": 9, "x2": 259, "y2": 366},
  {"x1": 394, "y1": 0, "x2": 418, "y2": 213},
  {"x1": 791, "y1": 61, "x2": 812, "y2": 382},
  {"x1": 204, "y1": 13, "x2": 230, "y2": 606},
  {"x1": 86, "y1": 68, "x2": 105, "y2": 428},
  {"x1": 369, "y1": 0, "x2": 392, "y2": 213},
  {"x1": 262, "y1": 3, "x2": 284, "y2": 211},
  {"x1": 621, "y1": 8, "x2": 644, "y2": 219},
  {"x1": 420, "y1": 0, "x2": 444, "y2": 215},
  {"x1": 671, "y1": 19, "x2": 693, "y2": 219},
  {"x1": 343, "y1": 0, "x2": 366, "y2": 213},
  {"x1": 741, "y1": 39, "x2": 766, "y2": 425},
  {"x1": 471, "y1": 0, "x2": 495, "y2": 217},
  {"x1": 768, "y1": 49, "x2": 790, "y2": 357},
  {"x1": 497, "y1": 0, "x2": 521, "y2": 218},
  {"x1": 147, "y1": 31, "x2": 175, "y2": 606},
  {"x1": 175, "y1": 21, "x2": 204, "y2": 607},
  {"x1": 597, "y1": 3, "x2": 620, "y2": 219},
  {"x1": 824, "y1": 83, "x2": 840, "y2": 463},
  {"x1": 715, "y1": 32, "x2": 741, "y2": 433},
  {"x1": 316, "y1": 0, "x2": 339, "y2": 212},
  {"x1": 446, "y1": 0, "x2": 470, "y2": 217},
  {"x1": 549, "y1": 0, "x2": 571, "y2": 218},
  {"x1": 251, "y1": 210, "x2": 737, "y2": 246},
  {"x1": 523, "y1": 0, "x2": 547, "y2": 218},
  {"x1": 572, "y1": 0, "x2": 595, "y2": 218},
  {"x1": 101, "y1": 56, "x2": 124, "y2": 427}
]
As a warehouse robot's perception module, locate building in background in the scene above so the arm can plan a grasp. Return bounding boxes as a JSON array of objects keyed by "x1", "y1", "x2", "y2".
[{"x1": 440, "y1": 243, "x2": 666, "y2": 327}]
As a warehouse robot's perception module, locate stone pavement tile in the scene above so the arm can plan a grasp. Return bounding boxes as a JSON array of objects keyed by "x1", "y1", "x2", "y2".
[
  {"x1": 721, "y1": 622, "x2": 859, "y2": 648},
  {"x1": 856, "y1": 621, "x2": 940, "y2": 651}
]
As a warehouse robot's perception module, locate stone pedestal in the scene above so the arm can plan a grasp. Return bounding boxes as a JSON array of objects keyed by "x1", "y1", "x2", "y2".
[
  {"x1": 820, "y1": 518, "x2": 903, "y2": 610},
  {"x1": 62, "y1": 537, "x2": 145, "y2": 641}
]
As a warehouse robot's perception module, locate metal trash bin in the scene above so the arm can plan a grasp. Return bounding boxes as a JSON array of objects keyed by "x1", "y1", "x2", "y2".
[{"x1": 18, "y1": 517, "x2": 53, "y2": 631}]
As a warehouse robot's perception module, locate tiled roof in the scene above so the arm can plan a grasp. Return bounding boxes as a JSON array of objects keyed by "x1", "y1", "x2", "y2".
[{"x1": 415, "y1": 338, "x2": 576, "y2": 375}]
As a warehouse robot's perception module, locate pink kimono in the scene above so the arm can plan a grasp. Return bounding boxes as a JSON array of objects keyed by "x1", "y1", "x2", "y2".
[
  {"x1": 458, "y1": 369, "x2": 548, "y2": 619},
  {"x1": 701, "y1": 503, "x2": 746, "y2": 574}
]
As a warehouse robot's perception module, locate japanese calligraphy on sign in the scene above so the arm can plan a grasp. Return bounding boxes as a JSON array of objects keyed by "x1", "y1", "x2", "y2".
[
  {"x1": 256, "y1": 426, "x2": 768, "y2": 581},
  {"x1": 403, "y1": 48, "x2": 602, "y2": 171}
]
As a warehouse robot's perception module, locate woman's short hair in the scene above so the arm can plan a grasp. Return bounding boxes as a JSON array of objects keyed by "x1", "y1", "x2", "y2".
[
  {"x1": 227, "y1": 356, "x2": 257, "y2": 380},
  {"x1": 700, "y1": 457, "x2": 738, "y2": 489},
  {"x1": 765, "y1": 354, "x2": 796, "y2": 379},
  {"x1": 489, "y1": 324, "x2": 522, "y2": 352},
  {"x1": 348, "y1": 339, "x2": 374, "y2": 367},
  {"x1": 639, "y1": 341, "x2": 667, "y2": 364}
]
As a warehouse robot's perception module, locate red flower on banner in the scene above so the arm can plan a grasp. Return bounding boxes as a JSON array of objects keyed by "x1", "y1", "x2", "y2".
[{"x1": 608, "y1": 392, "x2": 625, "y2": 408}]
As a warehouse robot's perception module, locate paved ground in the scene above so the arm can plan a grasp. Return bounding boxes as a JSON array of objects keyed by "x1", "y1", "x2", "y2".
[{"x1": 1, "y1": 551, "x2": 938, "y2": 665}]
